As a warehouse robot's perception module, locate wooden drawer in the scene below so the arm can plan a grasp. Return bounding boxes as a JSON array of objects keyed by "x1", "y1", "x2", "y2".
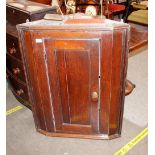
[
  {"x1": 6, "y1": 4, "x2": 57, "y2": 25},
  {"x1": 7, "y1": 72, "x2": 29, "y2": 102},
  {"x1": 6, "y1": 54, "x2": 26, "y2": 83},
  {"x1": 6, "y1": 6, "x2": 30, "y2": 25},
  {"x1": 6, "y1": 33, "x2": 22, "y2": 60}
]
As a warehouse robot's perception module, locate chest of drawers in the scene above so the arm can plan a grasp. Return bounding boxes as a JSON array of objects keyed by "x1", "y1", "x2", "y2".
[
  {"x1": 17, "y1": 18, "x2": 130, "y2": 139},
  {"x1": 6, "y1": 1, "x2": 57, "y2": 108}
]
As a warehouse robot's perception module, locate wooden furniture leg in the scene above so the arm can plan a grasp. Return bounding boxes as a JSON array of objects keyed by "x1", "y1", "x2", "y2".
[{"x1": 125, "y1": 79, "x2": 136, "y2": 96}]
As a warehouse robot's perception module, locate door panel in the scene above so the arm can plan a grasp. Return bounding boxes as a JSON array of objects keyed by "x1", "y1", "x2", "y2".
[
  {"x1": 55, "y1": 49, "x2": 90, "y2": 125},
  {"x1": 44, "y1": 39, "x2": 100, "y2": 134}
]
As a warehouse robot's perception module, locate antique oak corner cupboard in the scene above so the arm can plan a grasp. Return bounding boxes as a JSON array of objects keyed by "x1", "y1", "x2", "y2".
[{"x1": 17, "y1": 18, "x2": 130, "y2": 140}]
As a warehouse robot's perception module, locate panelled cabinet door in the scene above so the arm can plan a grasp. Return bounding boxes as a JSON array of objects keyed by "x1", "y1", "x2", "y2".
[{"x1": 44, "y1": 38, "x2": 101, "y2": 134}]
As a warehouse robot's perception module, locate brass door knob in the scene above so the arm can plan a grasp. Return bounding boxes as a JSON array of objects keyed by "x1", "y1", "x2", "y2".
[
  {"x1": 16, "y1": 89, "x2": 24, "y2": 96},
  {"x1": 9, "y1": 47, "x2": 16, "y2": 54},
  {"x1": 13, "y1": 68, "x2": 20, "y2": 75},
  {"x1": 91, "y1": 91, "x2": 98, "y2": 102}
]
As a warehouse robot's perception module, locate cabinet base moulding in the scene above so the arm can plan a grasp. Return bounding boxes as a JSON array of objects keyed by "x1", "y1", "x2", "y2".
[{"x1": 37, "y1": 129, "x2": 121, "y2": 140}]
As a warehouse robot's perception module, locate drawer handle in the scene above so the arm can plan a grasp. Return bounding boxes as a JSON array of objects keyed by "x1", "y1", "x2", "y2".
[
  {"x1": 16, "y1": 89, "x2": 24, "y2": 96},
  {"x1": 13, "y1": 68, "x2": 20, "y2": 75},
  {"x1": 9, "y1": 47, "x2": 16, "y2": 54},
  {"x1": 91, "y1": 91, "x2": 98, "y2": 102}
]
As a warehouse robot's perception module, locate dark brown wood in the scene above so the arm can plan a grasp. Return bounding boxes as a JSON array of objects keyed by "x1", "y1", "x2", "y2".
[
  {"x1": 129, "y1": 27, "x2": 148, "y2": 54},
  {"x1": 6, "y1": 33, "x2": 22, "y2": 60},
  {"x1": 44, "y1": 39, "x2": 100, "y2": 133},
  {"x1": 6, "y1": 6, "x2": 29, "y2": 25},
  {"x1": 6, "y1": 1, "x2": 56, "y2": 25},
  {"x1": 99, "y1": 31, "x2": 113, "y2": 134},
  {"x1": 17, "y1": 18, "x2": 130, "y2": 139},
  {"x1": 6, "y1": 1, "x2": 57, "y2": 108},
  {"x1": 7, "y1": 72, "x2": 29, "y2": 101},
  {"x1": 6, "y1": 54, "x2": 26, "y2": 82}
]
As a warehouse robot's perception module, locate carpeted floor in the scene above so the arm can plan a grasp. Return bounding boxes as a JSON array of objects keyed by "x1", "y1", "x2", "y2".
[
  {"x1": 6, "y1": 49, "x2": 148, "y2": 155},
  {"x1": 125, "y1": 50, "x2": 148, "y2": 127}
]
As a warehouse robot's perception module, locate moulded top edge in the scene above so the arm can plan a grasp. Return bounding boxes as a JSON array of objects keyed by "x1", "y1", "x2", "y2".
[{"x1": 16, "y1": 19, "x2": 130, "y2": 31}]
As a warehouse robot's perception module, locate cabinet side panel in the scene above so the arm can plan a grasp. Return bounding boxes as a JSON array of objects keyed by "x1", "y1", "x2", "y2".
[
  {"x1": 20, "y1": 31, "x2": 54, "y2": 132},
  {"x1": 100, "y1": 31, "x2": 113, "y2": 134},
  {"x1": 109, "y1": 29, "x2": 128, "y2": 135},
  {"x1": 18, "y1": 30, "x2": 43, "y2": 130},
  {"x1": 117, "y1": 28, "x2": 129, "y2": 134},
  {"x1": 31, "y1": 32, "x2": 55, "y2": 132}
]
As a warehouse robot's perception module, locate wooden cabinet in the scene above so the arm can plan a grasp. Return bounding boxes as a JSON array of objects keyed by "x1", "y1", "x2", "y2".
[
  {"x1": 6, "y1": 1, "x2": 57, "y2": 108},
  {"x1": 17, "y1": 18, "x2": 130, "y2": 139}
]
